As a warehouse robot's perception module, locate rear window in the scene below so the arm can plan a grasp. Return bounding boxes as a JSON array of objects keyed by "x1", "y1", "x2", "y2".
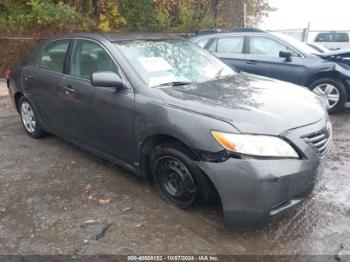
[
  {"x1": 333, "y1": 33, "x2": 349, "y2": 42},
  {"x1": 315, "y1": 33, "x2": 349, "y2": 43}
]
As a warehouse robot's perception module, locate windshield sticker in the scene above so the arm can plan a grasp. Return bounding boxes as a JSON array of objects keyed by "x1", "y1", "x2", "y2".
[{"x1": 139, "y1": 57, "x2": 173, "y2": 72}]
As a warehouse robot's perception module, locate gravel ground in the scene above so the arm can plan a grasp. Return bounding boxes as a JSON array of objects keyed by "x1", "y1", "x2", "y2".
[
  {"x1": 0, "y1": 87, "x2": 349, "y2": 257},
  {"x1": 0, "y1": 80, "x2": 8, "y2": 97}
]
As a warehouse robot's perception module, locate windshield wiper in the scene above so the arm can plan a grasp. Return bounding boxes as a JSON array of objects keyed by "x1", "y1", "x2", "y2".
[{"x1": 152, "y1": 81, "x2": 192, "y2": 88}]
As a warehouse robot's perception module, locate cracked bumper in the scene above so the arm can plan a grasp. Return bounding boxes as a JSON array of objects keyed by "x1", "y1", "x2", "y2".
[{"x1": 197, "y1": 119, "x2": 330, "y2": 227}]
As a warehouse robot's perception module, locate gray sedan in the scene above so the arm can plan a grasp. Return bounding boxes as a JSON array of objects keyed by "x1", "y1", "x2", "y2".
[{"x1": 7, "y1": 33, "x2": 331, "y2": 227}]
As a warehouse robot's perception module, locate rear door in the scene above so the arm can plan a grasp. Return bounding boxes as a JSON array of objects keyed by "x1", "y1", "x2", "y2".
[
  {"x1": 206, "y1": 36, "x2": 248, "y2": 71},
  {"x1": 59, "y1": 39, "x2": 135, "y2": 162},
  {"x1": 245, "y1": 35, "x2": 308, "y2": 84},
  {"x1": 22, "y1": 39, "x2": 71, "y2": 131}
]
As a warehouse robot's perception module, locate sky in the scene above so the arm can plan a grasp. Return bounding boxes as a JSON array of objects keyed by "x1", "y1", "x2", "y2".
[{"x1": 260, "y1": 0, "x2": 350, "y2": 31}]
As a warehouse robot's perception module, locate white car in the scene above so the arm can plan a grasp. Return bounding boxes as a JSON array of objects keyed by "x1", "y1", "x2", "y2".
[{"x1": 313, "y1": 32, "x2": 350, "y2": 50}]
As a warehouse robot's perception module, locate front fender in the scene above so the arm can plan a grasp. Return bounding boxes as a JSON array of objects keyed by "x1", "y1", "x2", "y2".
[{"x1": 133, "y1": 97, "x2": 238, "y2": 163}]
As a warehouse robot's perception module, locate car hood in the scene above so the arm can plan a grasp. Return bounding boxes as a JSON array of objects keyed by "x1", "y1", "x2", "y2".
[
  {"x1": 158, "y1": 73, "x2": 327, "y2": 135},
  {"x1": 320, "y1": 49, "x2": 350, "y2": 58},
  {"x1": 319, "y1": 49, "x2": 350, "y2": 65}
]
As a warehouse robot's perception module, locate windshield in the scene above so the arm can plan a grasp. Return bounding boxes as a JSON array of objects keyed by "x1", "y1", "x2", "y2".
[
  {"x1": 114, "y1": 39, "x2": 235, "y2": 87},
  {"x1": 271, "y1": 32, "x2": 321, "y2": 55}
]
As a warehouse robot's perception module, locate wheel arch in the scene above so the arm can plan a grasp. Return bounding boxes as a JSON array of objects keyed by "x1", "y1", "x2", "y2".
[
  {"x1": 306, "y1": 70, "x2": 346, "y2": 88},
  {"x1": 139, "y1": 133, "x2": 221, "y2": 205},
  {"x1": 14, "y1": 91, "x2": 24, "y2": 113},
  {"x1": 139, "y1": 134, "x2": 199, "y2": 181}
]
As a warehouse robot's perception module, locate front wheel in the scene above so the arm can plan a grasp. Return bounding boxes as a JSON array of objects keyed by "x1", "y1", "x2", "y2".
[
  {"x1": 310, "y1": 78, "x2": 348, "y2": 114},
  {"x1": 19, "y1": 97, "x2": 47, "y2": 139},
  {"x1": 150, "y1": 143, "x2": 217, "y2": 209}
]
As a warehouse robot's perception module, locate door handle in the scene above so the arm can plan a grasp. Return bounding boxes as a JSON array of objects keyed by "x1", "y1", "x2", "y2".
[
  {"x1": 246, "y1": 60, "x2": 257, "y2": 65},
  {"x1": 63, "y1": 85, "x2": 76, "y2": 94}
]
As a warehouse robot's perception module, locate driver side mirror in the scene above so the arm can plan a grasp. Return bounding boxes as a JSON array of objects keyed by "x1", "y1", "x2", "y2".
[
  {"x1": 279, "y1": 51, "x2": 292, "y2": 62},
  {"x1": 91, "y1": 72, "x2": 126, "y2": 90}
]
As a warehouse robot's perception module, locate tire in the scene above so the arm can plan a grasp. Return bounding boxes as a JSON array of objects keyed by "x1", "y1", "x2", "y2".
[
  {"x1": 18, "y1": 97, "x2": 47, "y2": 139},
  {"x1": 309, "y1": 78, "x2": 348, "y2": 114},
  {"x1": 150, "y1": 143, "x2": 218, "y2": 209}
]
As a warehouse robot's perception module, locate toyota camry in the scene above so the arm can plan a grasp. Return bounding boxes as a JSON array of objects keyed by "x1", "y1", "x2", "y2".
[{"x1": 7, "y1": 33, "x2": 332, "y2": 227}]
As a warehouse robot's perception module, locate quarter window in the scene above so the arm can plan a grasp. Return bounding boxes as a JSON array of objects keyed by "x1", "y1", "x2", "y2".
[
  {"x1": 249, "y1": 36, "x2": 298, "y2": 57},
  {"x1": 207, "y1": 38, "x2": 218, "y2": 52},
  {"x1": 71, "y1": 40, "x2": 118, "y2": 79},
  {"x1": 26, "y1": 49, "x2": 42, "y2": 67},
  {"x1": 217, "y1": 37, "x2": 244, "y2": 54},
  {"x1": 196, "y1": 38, "x2": 211, "y2": 48},
  {"x1": 39, "y1": 40, "x2": 70, "y2": 73}
]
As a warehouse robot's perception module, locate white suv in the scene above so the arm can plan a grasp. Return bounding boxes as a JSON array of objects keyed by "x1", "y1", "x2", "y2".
[{"x1": 313, "y1": 32, "x2": 350, "y2": 50}]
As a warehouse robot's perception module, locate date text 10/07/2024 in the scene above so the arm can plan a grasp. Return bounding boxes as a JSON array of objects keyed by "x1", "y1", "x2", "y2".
[{"x1": 127, "y1": 256, "x2": 219, "y2": 261}]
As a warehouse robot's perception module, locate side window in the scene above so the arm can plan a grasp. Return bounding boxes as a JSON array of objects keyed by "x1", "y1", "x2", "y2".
[
  {"x1": 26, "y1": 49, "x2": 42, "y2": 67},
  {"x1": 217, "y1": 37, "x2": 244, "y2": 54},
  {"x1": 315, "y1": 33, "x2": 331, "y2": 42},
  {"x1": 71, "y1": 40, "x2": 118, "y2": 79},
  {"x1": 39, "y1": 40, "x2": 70, "y2": 73},
  {"x1": 249, "y1": 36, "x2": 297, "y2": 57},
  {"x1": 207, "y1": 38, "x2": 218, "y2": 52}
]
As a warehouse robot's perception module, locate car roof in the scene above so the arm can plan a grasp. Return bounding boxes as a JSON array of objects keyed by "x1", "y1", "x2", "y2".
[
  {"x1": 52, "y1": 32, "x2": 182, "y2": 42},
  {"x1": 190, "y1": 30, "x2": 270, "y2": 41}
]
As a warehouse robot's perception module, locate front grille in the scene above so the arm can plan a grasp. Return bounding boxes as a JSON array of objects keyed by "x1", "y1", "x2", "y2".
[{"x1": 302, "y1": 129, "x2": 332, "y2": 159}]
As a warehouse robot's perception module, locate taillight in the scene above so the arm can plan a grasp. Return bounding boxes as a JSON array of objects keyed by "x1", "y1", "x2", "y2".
[{"x1": 6, "y1": 69, "x2": 12, "y2": 79}]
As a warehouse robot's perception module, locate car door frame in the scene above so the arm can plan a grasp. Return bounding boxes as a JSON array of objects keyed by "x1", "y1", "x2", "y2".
[
  {"x1": 202, "y1": 34, "x2": 249, "y2": 71},
  {"x1": 59, "y1": 37, "x2": 136, "y2": 167},
  {"x1": 22, "y1": 38, "x2": 73, "y2": 133},
  {"x1": 244, "y1": 34, "x2": 309, "y2": 84}
]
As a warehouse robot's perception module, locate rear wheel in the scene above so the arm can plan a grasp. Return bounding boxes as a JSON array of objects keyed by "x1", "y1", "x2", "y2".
[
  {"x1": 310, "y1": 78, "x2": 348, "y2": 114},
  {"x1": 150, "y1": 143, "x2": 217, "y2": 209},
  {"x1": 19, "y1": 97, "x2": 47, "y2": 139}
]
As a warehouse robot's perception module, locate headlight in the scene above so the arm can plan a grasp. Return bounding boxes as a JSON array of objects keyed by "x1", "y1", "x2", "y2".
[{"x1": 211, "y1": 131, "x2": 299, "y2": 158}]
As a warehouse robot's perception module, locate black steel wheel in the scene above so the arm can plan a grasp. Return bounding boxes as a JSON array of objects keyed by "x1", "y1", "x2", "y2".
[
  {"x1": 150, "y1": 143, "x2": 218, "y2": 209},
  {"x1": 155, "y1": 156, "x2": 196, "y2": 207}
]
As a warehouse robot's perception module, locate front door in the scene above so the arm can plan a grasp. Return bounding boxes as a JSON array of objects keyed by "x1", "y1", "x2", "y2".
[
  {"x1": 245, "y1": 36, "x2": 308, "y2": 85},
  {"x1": 59, "y1": 39, "x2": 135, "y2": 163}
]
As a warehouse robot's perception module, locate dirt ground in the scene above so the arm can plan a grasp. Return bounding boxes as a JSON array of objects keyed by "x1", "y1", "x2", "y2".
[{"x1": 0, "y1": 82, "x2": 349, "y2": 256}]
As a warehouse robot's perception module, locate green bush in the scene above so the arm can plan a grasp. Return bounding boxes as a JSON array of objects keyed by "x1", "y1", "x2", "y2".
[
  {"x1": 172, "y1": 0, "x2": 219, "y2": 33},
  {"x1": 0, "y1": 0, "x2": 84, "y2": 35}
]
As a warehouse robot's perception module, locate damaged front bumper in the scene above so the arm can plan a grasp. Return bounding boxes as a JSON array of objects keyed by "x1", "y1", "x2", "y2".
[{"x1": 196, "y1": 118, "x2": 331, "y2": 227}]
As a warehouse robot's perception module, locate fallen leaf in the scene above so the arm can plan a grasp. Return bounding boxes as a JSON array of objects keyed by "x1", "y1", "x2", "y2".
[
  {"x1": 84, "y1": 184, "x2": 92, "y2": 191},
  {"x1": 122, "y1": 207, "x2": 132, "y2": 212},
  {"x1": 88, "y1": 195, "x2": 97, "y2": 201},
  {"x1": 84, "y1": 219, "x2": 96, "y2": 224},
  {"x1": 99, "y1": 199, "x2": 110, "y2": 205}
]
